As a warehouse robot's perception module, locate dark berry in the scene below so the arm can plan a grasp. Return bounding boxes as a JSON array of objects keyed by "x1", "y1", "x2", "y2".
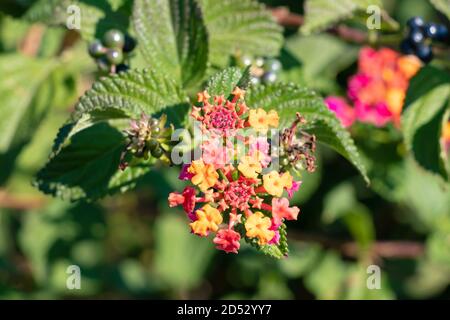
[
  {"x1": 262, "y1": 72, "x2": 277, "y2": 84},
  {"x1": 407, "y1": 16, "x2": 425, "y2": 29},
  {"x1": 264, "y1": 58, "x2": 282, "y2": 72},
  {"x1": 151, "y1": 147, "x2": 164, "y2": 158},
  {"x1": 97, "y1": 57, "x2": 110, "y2": 72},
  {"x1": 103, "y1": 29, "x2": 125, "y2": 49},
  {"x1": 409, "y1": 28, "x2": 425, "y2": 44},
  {"x1": 106, "y1": 49, "x2": 124, "y2": 65},
  {"x1": 436, "y1": 24, "x2": 449, "y2": 41},
  {"x1": 116, "y1": 64, "x2": 129, "y2": 73},
  {"x1": 424, "y1": 23, "x2": 439, "y2": 39},
  {"x1": 416, "y1": 44, "x2": 433, "y2": 63},
  {"x1": 400, "y1": 39, "x2": 415, "y2": 55},
  {"x1": 88, "y1": 40, "x2": 106, "y2": 58},
  {"x1": 123, "y1": 35, "x2": 137, "y2": 53}
]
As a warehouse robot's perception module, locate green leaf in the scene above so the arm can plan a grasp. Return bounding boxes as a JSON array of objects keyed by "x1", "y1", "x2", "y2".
[
  {"x1": 245, "y1": 82, "x2": 369, "y2": 183},
  {"x1": 36, "y1": 69, "x2": 188, "y2": 201},
  {"x1": 304, "y1": 251, "x2": 348, "y2": 299},
  {"x1": 430, "y1": 0, "x2": 450, "y2": 19},
  {"x1": 0, "y1": 53, "x2": 77, "y2": 185},
  {"x1": 73, "y1": 69, "x2": 187, "y2": 123},
  {"x1": 154, "y1": 212, "x2": 215, "y2": 290},
  {"x1": 198, "y1": 0, "x2": 283, "y2": 67},
  {"x1": 398, "y1": 158, "x2": 450, "y2": 231},
  {"x1": 278, "y1": 242, "x2": 322, "y2": 278},
  {"x1": 205, "y1": 67, "x2": 251, "y2": 97},
  {"x1": 25, "y1": 0, "x2": 132, "y2": 41},
  {"x1": 323, "y1": 182, "x2": 375, "y2": 251},
  {"x1": 344, "y1": 263, "x2": 395, "y2": 299},
  {"x1": 402, "y1": 66, "x2": 450, "y2": 180},
  {"x1": 302, "y1": 0, "x2": 382, "y2": 35},
  {"x1": 35, "y1": 122, "x2": 151, "y2": 201},
  {"x1": 281, "y1": 34, "x2": 358, "y2": 93},
  {"x1": 132, "y1": 0, "x2": 208, "y2": 88}
]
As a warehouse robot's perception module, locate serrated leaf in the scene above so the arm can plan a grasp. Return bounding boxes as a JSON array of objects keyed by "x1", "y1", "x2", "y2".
[
  {"x1": 35, "y1": 122, "x2": 152, "y2": 201},
  {"x1": 73, "y1": 69, "x2": 187, "y2": 123},
  {"x1": 133, "y1": 0, "x2": 208, "y2": 88},
  {"x1": 430, "y1": 0, "x2": 450, "y2": 19},
  {"x1": 205, "y1": 67, "x2": 250, "y2": 97},
  {"x1": 36, "y1": 69, "x2": 189, "y2": 201},
  {"x1": 25, "y1": 0, "x2": 132, "y2": 41},
  {"x1": 402, "y1": 66, "x2": 450, "y2": 180},
  {"x1": 246, "y1": 83, "x2": 369, "y2": 183},
  {"x1": 259, "y1": 244, "x2": 285, "y2": 259},
  {"x1": 197, "y1": 0, "x2": 283, "y2": 67},
  {"x1": 302, "y1": 0, "x2": 382, "y2": 35},
  {"x1": 0, "y1": 53, "x2": 77, "y2": 185}
]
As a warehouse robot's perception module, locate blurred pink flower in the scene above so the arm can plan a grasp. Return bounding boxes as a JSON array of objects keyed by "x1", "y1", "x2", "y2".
[{"x1": 324, "y1": 96, "x2": 355, "y2": 127}]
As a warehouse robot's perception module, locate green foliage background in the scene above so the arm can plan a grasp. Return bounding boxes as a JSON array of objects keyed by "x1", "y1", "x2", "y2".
[{"x1": 0, "y1": 0, "x2": 449, "y2": 299}]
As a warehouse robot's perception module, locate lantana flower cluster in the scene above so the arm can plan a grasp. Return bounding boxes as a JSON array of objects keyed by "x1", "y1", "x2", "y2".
[
  {"x1": 168, "y1": 88, "x2": 311, "y2": 255},
  {"x1": 325, "y1": 47, "x2": 422, "y2": 128}
]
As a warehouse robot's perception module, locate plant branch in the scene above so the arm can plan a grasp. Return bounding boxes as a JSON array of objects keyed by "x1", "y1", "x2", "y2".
[
  {"x1": 290, "y1": 232, "x2": 425, "y2": 259},
  {"x1": 0, "y1": 190, "x2": 46, "y2": 211},
  {"x1": 270, "y1": 6, "x2": 368, "y2": 44},
  {"x1": 19, "y1": 24, "x2": 46, "y2": 57}
]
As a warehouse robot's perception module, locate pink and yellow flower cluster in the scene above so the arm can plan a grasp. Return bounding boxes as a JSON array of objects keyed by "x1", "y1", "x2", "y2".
[
  {"x1": 326, "y1": 47, "x2": 422, "y2": 128},
  {"x1": 168, "y1": 88, "x2": 301, "y2": 254}
]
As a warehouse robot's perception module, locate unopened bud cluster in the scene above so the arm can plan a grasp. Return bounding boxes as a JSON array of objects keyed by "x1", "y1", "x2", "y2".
[{"x1": 120, "y1": 114, "x2": 174, "y2": 170}]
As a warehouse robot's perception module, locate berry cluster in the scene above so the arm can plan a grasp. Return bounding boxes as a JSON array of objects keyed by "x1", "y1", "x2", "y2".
[
  {"x1": 88, "y1": 29, "x2": 137, "y2": 74},
  {"x1": 168, "y1": 88, "x2": 315, "y2": 255},
  {"x1": 237, "y1": 55, "x2": 282, "y2": 85},
  {"x1": 400, "y1": 16, "x2": 449, "y2": 63}
]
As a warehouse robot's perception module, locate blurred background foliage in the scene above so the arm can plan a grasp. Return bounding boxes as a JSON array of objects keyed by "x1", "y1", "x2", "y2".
[{"x1": 0, "y1": 0, "x2": 449, "y2": 299}]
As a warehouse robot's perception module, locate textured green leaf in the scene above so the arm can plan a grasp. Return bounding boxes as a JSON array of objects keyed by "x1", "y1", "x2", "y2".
[
  {"x1": 246, "y1": 83, "x2": 369, "y2": 183},
  {"x1": 133, "y1": 0, "x2": 208, "y2": 88},
  {"x1": 205, "y1": 67, "x2": 250, "y2": 97},
  {"x1": 0, "y1": 53, "x2": 77, "y2": 185},
  {"x1": 198, "y1": 0, "x2": 283, "y2": 67},
  {"x1": 402, "y1": 66, "x2": 450, "y2": 180},
  {"x1": 430, "y1": 0, "x2": 450, "y2": 19},
  {"x1": 25, "y1": 0, "x2": 132, "y2": 41},
  {"x1": 73, "y1": 69, "x2": 187, "y2": 122},
  {"x1": 35, "y1": 123, "x2": 153, "y2": 201},
  {"x1": 35, "y1": 69, "x2": 188, "y2": 200},
  {"x1": 302, "y1": 0, "x2": 382, "y2": 35}
]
